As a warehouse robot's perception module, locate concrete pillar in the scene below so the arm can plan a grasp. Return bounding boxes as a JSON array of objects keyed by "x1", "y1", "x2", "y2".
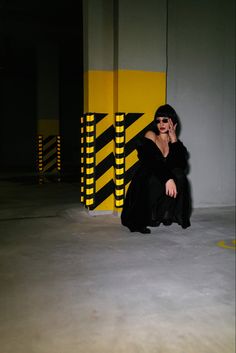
[
  {"x1": 83, "y1": 0, "x2": 115, "y2": 212},
  {"x1": 36, "y1": 42, "x2": 60, "y2": 176},
  {"x1": 37, "y1": 41, "x2": 59, "y2": 136},
  {"x1": 82, "y1": 0, "x2": 167, "y2": 213}
]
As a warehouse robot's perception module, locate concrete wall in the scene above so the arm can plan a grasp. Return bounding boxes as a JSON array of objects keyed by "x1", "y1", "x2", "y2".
[
  {"x1": 116, "y1": 0, "x2": 167, "y2": 116},
  {"x1": 118, "y1": 0, "x2": 166, "y2": 71},
  {"x1": 83, "y1": 0, "x2": 114, "y2": 71},
  {"x1": 167, "y1": 0, "x2": 235, "y2": 207}
]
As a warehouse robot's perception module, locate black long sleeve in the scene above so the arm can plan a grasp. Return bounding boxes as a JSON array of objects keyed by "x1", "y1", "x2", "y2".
[
  {"x1": 137, "y1": 138, "x2": 174, "y2": 183},
  {"x1": 167, "y1": 140, "x2": 188, "y2": 170}
]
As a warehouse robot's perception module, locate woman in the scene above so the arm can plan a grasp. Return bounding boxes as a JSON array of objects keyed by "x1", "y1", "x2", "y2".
[{"x1": 121, "y1": 104, "x2": 191, "y2": 234}]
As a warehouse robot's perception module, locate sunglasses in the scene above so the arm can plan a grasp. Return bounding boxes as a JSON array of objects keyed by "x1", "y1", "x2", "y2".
[{"x1": 156, "y1": 118, "x2": 169, "y2": 124}]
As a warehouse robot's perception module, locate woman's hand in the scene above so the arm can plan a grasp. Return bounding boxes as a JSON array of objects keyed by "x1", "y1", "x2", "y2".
[
  {"x1": 165, "y1": 179, "x2": 177, "y2": 198},
  {"x1": 168, "y1": 119, "x2": 177, "y2": 143}
]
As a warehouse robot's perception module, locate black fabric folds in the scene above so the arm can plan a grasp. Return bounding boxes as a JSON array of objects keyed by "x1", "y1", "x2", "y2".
[{"x1": 121, "y1": 137, "x2": 191, "y2": 230}]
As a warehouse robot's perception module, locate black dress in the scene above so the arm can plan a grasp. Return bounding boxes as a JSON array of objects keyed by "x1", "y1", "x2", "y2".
[{"x1": 121, "y1": 137, "x2": 191, "y2": 231}]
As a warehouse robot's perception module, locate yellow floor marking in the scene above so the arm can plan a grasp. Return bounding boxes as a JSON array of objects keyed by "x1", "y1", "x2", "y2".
[{"x1": 217, "y1": 239, "x2": 236, "y2": 250}]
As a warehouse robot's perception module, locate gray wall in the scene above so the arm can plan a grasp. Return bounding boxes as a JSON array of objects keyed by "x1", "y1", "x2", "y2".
[
  {"x1": 83, "y1": 0, "x2": 114, "y2": 70},
  {"x1": 83, "y1": 0, "x2": 167, "y2": 71},
  {"x1": 167, "y1": 0, "x2": 235, "y2": 207},
  {"x1": 118, "y1": 0, "x2": 166, "y2": 71}
]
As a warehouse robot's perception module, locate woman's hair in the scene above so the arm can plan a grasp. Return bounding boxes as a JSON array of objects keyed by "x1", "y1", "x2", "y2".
[{"x1": 154, "y1": 104, "x2": 178, "y2": 125}]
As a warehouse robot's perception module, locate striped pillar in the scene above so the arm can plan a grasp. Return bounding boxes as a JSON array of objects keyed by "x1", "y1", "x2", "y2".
[
  {"x1": 56, "y1": 136, "x2": 61, "y2": 176},
  {"x1": 80, "y1": 115, "x2": 85, "y2": 204},
  {"x1": 80, "y1": 112, "x2": 152, "y2": 212},
  {"x1": 114, "y1": 113, "x2": 125, "y2": 208},
  {"x1": 37, "y1": 135, "x2": 43, "y2": 175},
  {"x1": 81, "y1": 113, "x2": 115, "y2": 211},
  {"x1": 84, "y1": 114, "x2": 96, "y2": 209},
  {"x1": 37, "y1": 134, "x2": 61, "y2": 182},
  {"x1": 42, "y1": 135, "x2": 59, "y2": 173}
]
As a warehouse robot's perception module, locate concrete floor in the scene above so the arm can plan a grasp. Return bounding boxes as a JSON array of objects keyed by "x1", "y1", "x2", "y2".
[{"x1": 0, "y1": 173, "x2": 235, "y2": 353}]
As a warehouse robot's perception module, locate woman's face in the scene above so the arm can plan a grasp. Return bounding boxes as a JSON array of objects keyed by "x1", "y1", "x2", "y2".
[{"x1": 156, "y1": 117, "x2": 170, "y2": 134}]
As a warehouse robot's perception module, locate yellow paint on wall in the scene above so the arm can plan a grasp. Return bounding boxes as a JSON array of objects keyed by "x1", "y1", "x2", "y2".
[
  {"x1": 96, "y1": 167, "x2": 113, "y2": 192},
  {"x1": 95, "y1": 166, "x2": 114, "y2": 211},
  {"x1": 44, "y1": 159, "x2": 56, "y2": 171},
  {"x1": 84, "y1": 70, "x2": 165, "y2": 124},
  {"x1": 126, "y1": 150, "x2": 138, "y2": 170},
  {"x1": 126, "y1": 114, "x2": 152, "y2": 142},
  {"x1": 96, "y1": 194, "x2": 114, "y2": 211},
  {"x1": 84, "y1": 70, "x2": 114, "y2": 114},
  {"x1": 96, "y1": 113, "x2": 113, "y2": 138},
  {"x1": 96, "y1": 140, "x2": 114, "y2": 166},
  {"x1": 117, "y1": 70, "x2": 166, "y2": 116},
  {"x1": 38, "y1": 119, "x2": 59, "y2": 135},
  {"x1": 43, "y1": 147, "x2": 56, "y2": 160}
]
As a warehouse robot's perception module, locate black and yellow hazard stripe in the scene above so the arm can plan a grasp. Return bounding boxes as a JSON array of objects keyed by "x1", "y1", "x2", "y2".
[
  {"x1": 37, "y1": 135, "x2": 43, "y2": 174},
  {"x1": 80, "y1": 115, "x2": 85, "y2": 203},
  {"x1": 80, "y1": 112, "x2": 154, "y2": 211},
  {"x1": 56, "y1": 136, "x2": 61, "y2": 172},
  {"x1": 84, "y1": 114, "x2": 96, "y2": 209},
  {"x1": 124, "y1": 113, "x2": 153, "y2": 186},
  {"x1": 114, "y1": 113, "x2": 125, "y2": 208},
  {"x1": 43, "y1": 135, "x2": 58, "y2": 173},
  {"x1": 37, "y1": 135, "x2": 61, "y2": 176},
  {"x1": 94, "y1": 113, "x2": 114, "y2": 209},
  {"x1": 80, "y1": 113, "x2": 114, "y2": 211},
  {"x1": 80, "y1": 111, "x2": 155, "y2": 211}
]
